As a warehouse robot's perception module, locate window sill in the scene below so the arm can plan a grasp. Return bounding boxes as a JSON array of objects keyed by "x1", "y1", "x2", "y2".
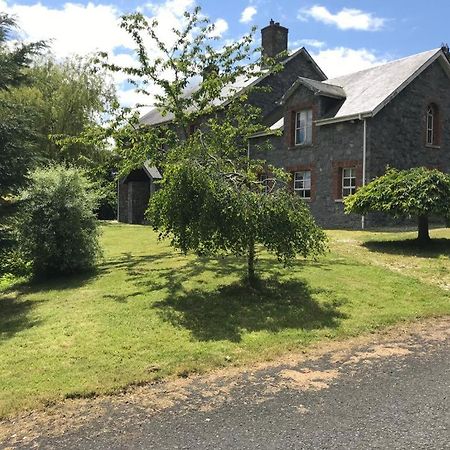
[{"x1": 425, "y1": 144, "x2": 441, "y2": 149}]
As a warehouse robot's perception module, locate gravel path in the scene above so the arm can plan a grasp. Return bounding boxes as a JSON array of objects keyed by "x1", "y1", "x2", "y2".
[{"x1": 1, "y1": 318, "x2": 449, "y2": 449}]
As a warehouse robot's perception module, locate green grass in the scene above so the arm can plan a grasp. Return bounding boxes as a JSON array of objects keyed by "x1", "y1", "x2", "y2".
[{"x1": 1, "y1": 223, "x2": 449, "y2": 417}]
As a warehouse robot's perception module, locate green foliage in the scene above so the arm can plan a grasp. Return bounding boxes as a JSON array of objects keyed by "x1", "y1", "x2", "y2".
[
  {"x1": 344, "y1": 167, "x2": 450, "y2": 218},
  {"x1": 345, "y1": 167, "x2": 450, "y2": 242},
  {"x1": 0, "y1": 14, "x2": 45, "y2": 196},
  {"x1": 15, "y1": 166, "x2": 101, "y2": 278},
  {"x1": 0, "y1": 14, "x2": 46, "y2": 91},
  {"x1": 0, "y1": 94, "x2": 40, "y2": 196},
  {"x1": 30, "y1": 56, "x2": 117, "y2": 166},
  {"x1": 148, "y1": 162, "x2": 327, "y2": 268},
  {"x1": 0, "y1": 14, "x2": 117, "y2": 198}
]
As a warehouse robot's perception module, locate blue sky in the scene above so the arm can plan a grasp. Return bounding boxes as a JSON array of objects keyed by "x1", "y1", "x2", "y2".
[{"x1": 1, "y1": 0, "x2": 448, "y2": 106}]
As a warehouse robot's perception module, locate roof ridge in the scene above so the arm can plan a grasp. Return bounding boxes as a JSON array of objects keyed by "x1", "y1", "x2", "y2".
[{"x1": 326, "y1": 48, "x2": 440, "y2": 84}]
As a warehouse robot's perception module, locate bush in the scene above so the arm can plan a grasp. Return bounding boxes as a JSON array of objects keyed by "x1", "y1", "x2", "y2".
[{"x1": 16, "y1": 166, "x2": 101, "y2": 278}]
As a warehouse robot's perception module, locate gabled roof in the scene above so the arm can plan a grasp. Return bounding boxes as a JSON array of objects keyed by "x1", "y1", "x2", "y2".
[
  {"x1": 140, "y1": 47, "x2": 326, "y2": 127},
  {"x1": 317, "y1": 48, "x2": 450, "y2": 125},
  {"x1": 280, "y1": 77, "x2": 346, "y2": 103}
]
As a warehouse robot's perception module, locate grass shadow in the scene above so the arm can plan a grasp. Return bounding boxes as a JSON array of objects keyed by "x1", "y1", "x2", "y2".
[
  {"x1": 154, "y1": 277, "x2": 346, "y2": 342},
  {"x1": 364, "y1": 238, "x2": 450, "y2": 258},
  {"x1": 0, "y1": 297, "x2": 41, "y2": 340}
]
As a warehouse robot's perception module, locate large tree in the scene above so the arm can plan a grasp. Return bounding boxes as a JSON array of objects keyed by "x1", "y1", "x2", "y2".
[
  {"x1": 28, "y1": 56, "x2": 117, "y2": 166},
  {"x1": 0, "y1": 14, "x2": 45, "y2": 197},
  {"x1": 344, "y1": 167, "x2": 450, "y2": 242},
  {"x1": 99, "y1": 7, "x2": 327, "y2": 283}
]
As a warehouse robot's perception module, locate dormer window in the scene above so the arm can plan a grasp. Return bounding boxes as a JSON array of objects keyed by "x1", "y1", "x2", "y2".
[
  {"x1": 295, "y1": 109, "x2": 312, "y2": 145},
  {"x1": 426, "y1": 103, "x2": 440, "y2": 146}
]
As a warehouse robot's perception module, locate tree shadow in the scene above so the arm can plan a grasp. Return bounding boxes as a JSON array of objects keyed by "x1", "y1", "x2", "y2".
[
  {"x1": 364, "y1": 238, "x2": 450, "y2": 258},
  {"x1": 0, "y1": 296, "x2": 41, "y2": 341},
  {"x1": 153, "y1": 278, "x2": 346, "y2": 342}
]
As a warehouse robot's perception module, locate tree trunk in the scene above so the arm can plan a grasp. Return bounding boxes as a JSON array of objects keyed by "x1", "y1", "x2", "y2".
[
  {"x1": 247, "y1": 239, "x2": 256, "y2": 286},
  {"x1": 417, "y1": 215, "x2": 430, "y2": 243}
]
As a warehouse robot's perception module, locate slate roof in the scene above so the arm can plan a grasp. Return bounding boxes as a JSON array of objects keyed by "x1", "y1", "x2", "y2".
[
  {"x1": 143, "y1": 162, "x2": 162, "y2": 179},
  {"x1": 140, "y1": 47, "x2": 326, "y2": 127},
  {"x1": 140, "y1": 75, "x2": 261, "y2": 126},
  {"x1": 318, "y1": 48, "x2": 447, "y2": 124}
]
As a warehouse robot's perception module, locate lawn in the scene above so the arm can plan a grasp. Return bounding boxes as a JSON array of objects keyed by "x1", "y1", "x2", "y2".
[{"x1": 1, "y1": 223, "x2": 449, "y2": 417}]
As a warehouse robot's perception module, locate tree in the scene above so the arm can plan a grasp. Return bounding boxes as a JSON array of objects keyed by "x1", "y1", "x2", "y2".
[
  {"x1": 148, "y1": 161, "x2": 327, "y2": 283},
  {"x1": 0, "y1": 14, "x2": 45, "y2": 197},
  {"x1": 0, "y1": 14, "x2": 45, "y2": 91},
  {"x1": 29, "y1": 56, "x2": 117, "y2": 166},
  {"x1": 344, "y1": 167, "x2": 450, "y2": 242},
  {"x1": 25, "y1": 56, "x2": 118, "y2": 216},
  {"x1": 15, "y1": 165, "x2": 101, "y2": 278},
  {"x1": 99, "y1": 8, "x2": 327, "y2": 284}
]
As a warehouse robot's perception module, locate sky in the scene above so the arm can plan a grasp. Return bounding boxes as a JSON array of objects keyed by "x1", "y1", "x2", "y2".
[{"x1": 1, "y1": 0, "x2": 449, "y2": 108}]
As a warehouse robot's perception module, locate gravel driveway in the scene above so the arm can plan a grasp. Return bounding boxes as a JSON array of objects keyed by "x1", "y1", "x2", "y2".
[{"x1": 1, "y1": 318, "x2": 449, "y2": 449}]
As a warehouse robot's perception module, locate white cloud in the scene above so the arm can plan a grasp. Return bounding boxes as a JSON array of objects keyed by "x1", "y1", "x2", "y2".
[
  {"x1": 311, "y1": 47, "x2": 387, "y2": 78},
  {"x1": 292, "y1": 39, "x2": 326, "y2": 49},
  {"x1": 0, "y1": 1, "x2": 133, "y2": 57},
  {"x1": 240, "y1": 6, "x2": 257, "y2": 24},
  {"x1": 299, "y1": 5, "x2": 386, "y2": 31},
  {"x1": 210, "y1": 18, "x2": 229, "y2": 38}
]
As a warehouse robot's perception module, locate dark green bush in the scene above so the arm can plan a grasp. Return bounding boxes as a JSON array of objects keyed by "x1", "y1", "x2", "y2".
[{"x1": 16, "y1": 166, "x2": 101, "y2": 278}]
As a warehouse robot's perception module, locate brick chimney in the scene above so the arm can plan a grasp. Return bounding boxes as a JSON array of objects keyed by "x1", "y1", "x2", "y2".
[{"x1": 261, "y1": 19, "x2": 288, "y2": 66}]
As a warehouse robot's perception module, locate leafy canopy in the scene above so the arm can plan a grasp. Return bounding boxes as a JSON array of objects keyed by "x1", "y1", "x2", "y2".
[
  {"x1": 0, "y1": 14, "x2": 46, "y2": 196},
  {"x1": 344, "y1": 167, "x2": 450, "y2": 218}
]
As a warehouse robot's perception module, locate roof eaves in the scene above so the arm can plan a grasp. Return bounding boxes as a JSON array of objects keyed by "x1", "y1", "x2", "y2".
[
  {"x1": 249, "y1": 129, "x2": 279, "y2": 138},
  {"x1": 315, "y1": 112, "x2": 372, "y2": 126}
]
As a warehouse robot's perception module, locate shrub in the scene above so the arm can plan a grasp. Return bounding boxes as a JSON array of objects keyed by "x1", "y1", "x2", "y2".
[{"x1": 16, "y1": 166, "x2": 101, "y2": 278}]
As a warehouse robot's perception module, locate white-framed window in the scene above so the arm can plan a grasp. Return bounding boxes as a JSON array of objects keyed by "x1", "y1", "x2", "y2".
[
  {"x1": 295, "y1": 109, "x2": 313, "y2": 145},
  {"x1": 427, "y1": 105, "x2": 434, "y2": 145},
  {"x1": 342, "y1": 168, "x2": 356, "y2": 197},
  {"x1": 293, "y1": 170, "x2": 311, "y2": 199}
]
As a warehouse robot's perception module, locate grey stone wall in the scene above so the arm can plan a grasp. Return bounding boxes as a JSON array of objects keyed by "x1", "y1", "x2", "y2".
[
  {"x1": 251, "y1": 85, "x2": 364, "y2": 229},
  {"x1": 251, "y1": 59, "x2": 450, "y2": 229},
  {"x1": 365, "y1": 60, "x2": 450, "y2": 227},
  {"x1": 368, "y1": 60, "x2": 450, "y2": 176}
]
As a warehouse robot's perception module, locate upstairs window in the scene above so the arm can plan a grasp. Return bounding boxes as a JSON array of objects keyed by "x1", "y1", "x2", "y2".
[
  {"x1": 293, "y1": 170, "x2": 311, "y2": 199},
  {"x1": 426, "y1": 104, "x2": 440, "y2": 146},
  {"x1": 295, "y1": 109, "x2": 313, "y2": 145},
  {"x1": 342, "y1": 168, "x2": 356, "y2": 197}
]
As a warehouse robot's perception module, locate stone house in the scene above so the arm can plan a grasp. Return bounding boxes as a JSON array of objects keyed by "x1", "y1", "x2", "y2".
[{"x1": 118, "y1": 20, "x2": 450, "y2": 228}]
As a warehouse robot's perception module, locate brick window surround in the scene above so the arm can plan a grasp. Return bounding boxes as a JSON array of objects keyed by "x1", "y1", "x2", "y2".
[
  {"x1": 285, "y1": 102, "x2": 317, "y2": 148},
  {"x1": 332, "y1": 160, "x2": 363, "y2": 200},
  {"x1": 286, "y1": 164, "x2": 316, "y2": 201}
]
